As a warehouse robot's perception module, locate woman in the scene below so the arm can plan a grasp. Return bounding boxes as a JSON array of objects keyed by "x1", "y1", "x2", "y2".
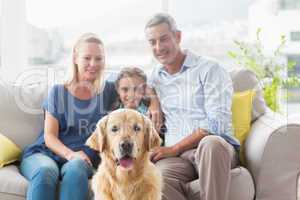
[{"x1": 20, "y1": 33, "x2": 117, "y2": 200}]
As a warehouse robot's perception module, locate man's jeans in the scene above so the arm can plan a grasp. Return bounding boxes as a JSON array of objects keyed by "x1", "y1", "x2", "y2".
[{"x1": 20, "y1": 153, "x2": 93, "y2": 200}]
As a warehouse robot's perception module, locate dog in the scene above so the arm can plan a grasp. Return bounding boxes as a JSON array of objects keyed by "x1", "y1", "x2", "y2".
[{"x1": 86, "y1": 108, "x2": 162, "y2": 200}]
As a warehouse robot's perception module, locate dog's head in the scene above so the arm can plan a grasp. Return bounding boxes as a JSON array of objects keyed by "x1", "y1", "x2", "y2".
[{"x1": 86, "y1": 109, "x2": 161, "y2": 170}]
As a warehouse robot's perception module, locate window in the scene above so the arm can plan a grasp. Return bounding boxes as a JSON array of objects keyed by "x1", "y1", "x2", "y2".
[
  {"x1": 26, "y1": 0, "x2": 163, "y2": 72},
  {"x1": 168, "y1": 0, "x2": 250, "y2": 70},
  {"x1": 1, "y1": 1, "x2": 300, "y2": 113},
  {"x1": 288, "y1": 55, "x2": 300, "y2": 76},
  {"x1": 286, "y1": 55, "x2": 300, "y2": 113},
  {"x1": 291, "y1": 31, "x2": 300, "y2": 42},
  {"x1": 1, "y1": 0, "x2": 26, "y2": 82},
  {"x1": 280, "y1": 0, "x2": 300, "y2": 10}
]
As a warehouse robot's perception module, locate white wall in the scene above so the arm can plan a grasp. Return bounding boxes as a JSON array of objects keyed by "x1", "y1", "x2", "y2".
[{"x1": 0, "y1": 0, "x2": 27, "y2": 83}]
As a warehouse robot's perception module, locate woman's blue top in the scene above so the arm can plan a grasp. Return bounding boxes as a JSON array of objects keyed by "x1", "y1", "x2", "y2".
[{"x1": 22, "y1": 81, "x2": 117, "y2": 167}]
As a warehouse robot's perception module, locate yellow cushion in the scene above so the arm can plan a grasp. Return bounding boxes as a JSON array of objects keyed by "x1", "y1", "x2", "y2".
[
  {"x1": 0, "y1": 133, "x2": 22, "y2": 168},
  {"x1": 232, "y1": 90, "x2": 255, "y2": 165}
]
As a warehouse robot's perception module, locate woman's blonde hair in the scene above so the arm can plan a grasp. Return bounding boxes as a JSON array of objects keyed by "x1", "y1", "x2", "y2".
[{"x1": 64, "y1": 33, "x2": 105, "y2": 94}]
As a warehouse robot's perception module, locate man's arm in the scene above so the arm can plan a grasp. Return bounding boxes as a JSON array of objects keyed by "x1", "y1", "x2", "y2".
[
  {"x1": 146, "y1": 86, "x2": 163, "y2": 131},
  {"x1": 173, "y1": 128, "x2": 209, "y2": 154},
  {"x1": 151, "y1": 128, "x2": 209, "y2": 162},
  {"x1": 202, "y1": 64, "x2": 233, "y2": 136},
  {"x1": 151, "y1": 64, "x2": 234, "y2": 162}
]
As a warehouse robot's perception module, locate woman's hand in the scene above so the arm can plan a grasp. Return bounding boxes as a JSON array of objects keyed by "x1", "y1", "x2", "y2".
[{"x1": 66, "y1": 151, "x2": 92, "y2": 166}]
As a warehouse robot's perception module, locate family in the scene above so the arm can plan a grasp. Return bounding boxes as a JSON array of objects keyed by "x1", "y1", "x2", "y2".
[{"x1": 20, "y1": 13, "x2": 240, "y2": 200}]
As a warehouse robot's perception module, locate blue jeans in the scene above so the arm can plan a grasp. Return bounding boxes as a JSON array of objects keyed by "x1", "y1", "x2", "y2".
[{"x1": 20, "y1": 153, "x2": 93, "y2": 200}]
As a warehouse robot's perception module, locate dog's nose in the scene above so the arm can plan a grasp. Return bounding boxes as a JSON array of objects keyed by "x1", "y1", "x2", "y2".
[{"x1": 119, "y1": 140, "x2": 133, "y2": 155}]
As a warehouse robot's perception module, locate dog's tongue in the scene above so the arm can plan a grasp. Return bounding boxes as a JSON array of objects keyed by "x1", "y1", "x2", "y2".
[{"x1": 119, "y1": 157, "x2": 133, "y2": 168}]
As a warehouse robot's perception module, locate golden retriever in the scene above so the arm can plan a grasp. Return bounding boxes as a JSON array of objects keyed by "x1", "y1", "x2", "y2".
[{"x1": 86, "y1": 108, "x2": 162, "y2": 200}]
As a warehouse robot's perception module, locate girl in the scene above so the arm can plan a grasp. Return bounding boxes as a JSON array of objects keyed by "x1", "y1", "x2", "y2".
[
  {"x1": 114, "y1": 67, "x2": 149, "y2": 114},
  {"x1": 114, "y1": 67, "x2": 165, "y2": 145}
]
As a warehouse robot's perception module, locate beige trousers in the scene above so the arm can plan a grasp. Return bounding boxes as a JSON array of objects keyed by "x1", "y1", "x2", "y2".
[{"x1": 156, "y1": 135, "x2": 238, "y2": 200}]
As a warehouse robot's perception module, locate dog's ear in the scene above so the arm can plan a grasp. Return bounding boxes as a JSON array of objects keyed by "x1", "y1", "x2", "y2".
[
  {"x1": 86, "y1": 115, "x2": 108, "y2": 152},
  {"x1": 143, "y1": 115, "x2": 161, "y2": 151},
  {"x1": 86, "y1": 131, "x2": 99, "y2": 151}
]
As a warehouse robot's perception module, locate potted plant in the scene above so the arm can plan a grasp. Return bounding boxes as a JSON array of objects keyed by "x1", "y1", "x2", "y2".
[{"x1": 228, "y1": 28, "x2": 300, "y2": 112}]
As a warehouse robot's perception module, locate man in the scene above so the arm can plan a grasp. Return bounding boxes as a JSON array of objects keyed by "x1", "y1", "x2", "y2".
[{"x1": 145, "y1": 13, "x2": 240, "y2": 200}]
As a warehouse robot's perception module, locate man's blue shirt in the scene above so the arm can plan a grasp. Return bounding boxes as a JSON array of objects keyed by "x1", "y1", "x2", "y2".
[{"x1": 149, "y1": 50, "x2": 240, "y2": 150}]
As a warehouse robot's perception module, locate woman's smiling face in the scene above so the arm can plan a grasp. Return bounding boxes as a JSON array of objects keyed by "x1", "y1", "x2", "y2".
[{"x1": 74, "y1": 42, "x2": 105, "y2": 83}]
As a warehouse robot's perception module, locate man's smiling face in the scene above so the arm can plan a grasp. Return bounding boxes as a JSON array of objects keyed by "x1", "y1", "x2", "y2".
[{"x1": 145, "y1": 22, "x2": 181, "y2": 68}]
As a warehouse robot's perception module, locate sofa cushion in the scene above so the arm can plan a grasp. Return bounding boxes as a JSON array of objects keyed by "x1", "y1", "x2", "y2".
[
  {"x1": 298, "y1": 175, "x2": 300, "y2": 200},
  {"x1": 0, "y1": 165, "x2": 27, "y2": 197},
  {"x1": 0, "y1": 134, "x2": 22, "y2": 168},
  {"x1": 185, "y1": 167, "x2": 255, "y2": 200},
  {"x1": 0, "y1": 165, "x2": 95, "y2": 200},
  {"x1": 0, "y1": 193, "x2": 25, "y2": 200},
  {"x1": 230, "y1": 69, "x2": 267, "y2": 122},
  {"x1": 0, "y1": 81, "x2": 47, "y2": 149},
  {"x1": 228, "y1": 167, "x2": 255, "y2": 200}
]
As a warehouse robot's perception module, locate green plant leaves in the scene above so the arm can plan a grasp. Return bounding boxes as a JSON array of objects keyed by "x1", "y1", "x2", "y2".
[{"x1": 228, "y1": 28, "x2": 300, "y2": 112}]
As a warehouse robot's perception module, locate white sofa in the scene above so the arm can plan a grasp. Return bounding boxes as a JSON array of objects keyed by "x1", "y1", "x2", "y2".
[{"x1": 0, "y1": 69, "x2": 300, "y2": 200}]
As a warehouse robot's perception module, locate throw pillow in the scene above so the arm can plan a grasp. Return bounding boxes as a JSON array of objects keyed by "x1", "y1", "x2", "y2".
[
  {"x1": 232, "y1": 90, "x2": 255, "y2": 165},
  {"x1": 0, "y1": 133, "x2": 22, "y2": 168},
  {"x1": 231, "y1": 69, "x2": 266, "y2": 122}
]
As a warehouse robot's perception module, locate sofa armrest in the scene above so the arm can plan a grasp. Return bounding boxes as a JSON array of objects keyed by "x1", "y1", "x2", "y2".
[{"x1": 245, "y1": 109, "x2": 300, "y2": 200}]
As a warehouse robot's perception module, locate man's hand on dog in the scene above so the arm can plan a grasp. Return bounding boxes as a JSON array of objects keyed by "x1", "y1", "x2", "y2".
[
  {"x1": 151, "y1": 146, "x2": 179, "y2": 162},
  {"x1": 147, "y1": 102, "x2": 164, "y2": 132},
  {"x1": 66, "y1": 150, "x2": 92, "y2": 166}
]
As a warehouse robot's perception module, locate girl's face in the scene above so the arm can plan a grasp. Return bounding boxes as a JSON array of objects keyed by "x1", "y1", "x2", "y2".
[
  {"x1": 74, "y1": 42, "x2": 105, "y2": 83},
  {"x1": 117, "y1": 76, "x2": 146, "y2": 109}
]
